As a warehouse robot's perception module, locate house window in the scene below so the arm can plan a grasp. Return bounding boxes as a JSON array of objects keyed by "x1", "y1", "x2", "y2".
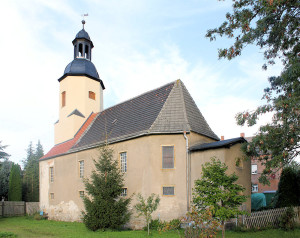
[
  {"x1": 120, "y1": 152, "x2": 127, "y2": 173},
  {"x1": 89, "y1": 91, "x2": 95, "y2": 100},
  {"x1": 252, "y1": 184, "x2": 258, "y2": 192},
  {"x1": 121, "y1": 188, "x2": 127, "y2": 197},
  {"x1": 50, "y1": 193, "x2": 54, "y2": 199},
  {"x1": 251, "y1": 164, "x2": 258, "y2": 174},
  {"x1": 50, "y1": 167, "x2": 54, "y2": 182},
  {"x1": 163, "y1": 186, "x2": 175, "y2": 196},
  {"x1": 162, "y1": 146, "x2": 174, "y2": 169},
  {"x1": 79, "y1": 191, "x2": 84, "y2": 198},
  {"x1": 79, "y1": 161, "x2": 84, "y2": 178},
  {"x1": 61, "y1": 91, "x2": 66, "y2": 107}
]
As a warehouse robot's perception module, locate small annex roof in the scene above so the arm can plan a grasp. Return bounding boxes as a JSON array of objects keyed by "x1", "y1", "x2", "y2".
[
  {"x1": 41, "y1": 80, "x2": 219, "y2": 160},
  {"x1": 189, "y1": 137, "x2": 246, "y2": 152}
]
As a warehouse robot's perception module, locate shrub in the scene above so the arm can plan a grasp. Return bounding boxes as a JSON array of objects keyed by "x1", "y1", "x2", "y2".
[
  {"x1": 279, "y1": 207, "x2": 296, "y2": 230},
  {"x1": 0, "y1": 232, "x2": 17, "y2": 238},
  {"x1": 158, "y1": 219, "x2": 181, "y2": 232},
  {"x1": 143, "y1": 219, "x2": 161, "y2": 231}
]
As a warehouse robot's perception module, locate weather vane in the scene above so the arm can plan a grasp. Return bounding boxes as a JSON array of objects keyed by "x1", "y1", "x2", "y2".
[{"x1": 81, "y1": 13, "x2": 88, "y2": 29}]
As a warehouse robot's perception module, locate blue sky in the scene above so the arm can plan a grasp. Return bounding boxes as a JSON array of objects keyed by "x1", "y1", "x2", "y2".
[{"x1": 0, "y1": 0, "x2": 281, "y2": 164}]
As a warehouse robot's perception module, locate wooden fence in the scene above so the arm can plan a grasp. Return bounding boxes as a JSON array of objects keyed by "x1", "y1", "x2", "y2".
[
  {"x1": 244, "y1": 206, "x2": 300, "y2": 229},
  {"x1": 0, "y1": 201, "x2": 40, "y2": 217}
]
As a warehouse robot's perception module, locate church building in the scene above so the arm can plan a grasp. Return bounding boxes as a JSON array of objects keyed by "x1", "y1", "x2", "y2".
[{"x1": 40, "y1": 22, "x2": 251, "y2": 227}]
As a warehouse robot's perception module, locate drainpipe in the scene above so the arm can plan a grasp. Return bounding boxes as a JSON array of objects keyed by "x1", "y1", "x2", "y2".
[{"x1": 183, "y1": 131, "x2": 189, "y2": 211}]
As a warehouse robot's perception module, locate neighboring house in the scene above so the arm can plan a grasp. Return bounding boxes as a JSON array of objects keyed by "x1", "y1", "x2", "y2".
[
  {"x1": 247, "y1": 137, "x2": 281, "y2": 194},
  {"x1": 39, "y1": 23, "x2": 251, "y2": 228}
]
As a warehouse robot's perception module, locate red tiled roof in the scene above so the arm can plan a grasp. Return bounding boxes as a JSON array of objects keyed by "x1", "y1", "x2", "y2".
[{"x1": 40, "y1": 113, "x2": 98, "y2": 160}]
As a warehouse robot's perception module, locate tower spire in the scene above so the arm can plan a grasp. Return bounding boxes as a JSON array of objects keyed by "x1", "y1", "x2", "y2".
[{"x1": 81, "y1": 13, "x2": 88, "y2": 29}]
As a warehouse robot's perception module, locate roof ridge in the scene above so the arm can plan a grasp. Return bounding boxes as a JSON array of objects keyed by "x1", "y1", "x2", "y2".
[
  {"x1": 102, "y1": 80, "x2": 177, "y2": 113},
  {"x1": 178, "y1": 80, "x2": 191, "y2": 132}
]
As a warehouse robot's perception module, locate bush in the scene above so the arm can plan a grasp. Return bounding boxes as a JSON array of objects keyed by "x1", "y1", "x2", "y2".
[
  {"x1": 143, "y1": 219, "x2": 161, "y2": 231},
  {"x1": 0, "y1": 232, "x2": 17, "y2": 238},
  {"x1": 158, "y1": 219, "x2": 181, "y2": 232},
  {"x1": 279, "y1": 207, "x2": 296, "y2": 230}
]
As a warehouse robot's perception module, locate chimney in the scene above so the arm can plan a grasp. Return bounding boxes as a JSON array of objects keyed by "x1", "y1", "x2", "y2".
[
  {"x1": 221, "y1": 136, "x2": 224, "y2": 141},
  {"x1": 240, "y1": 132, "x2": 245, "y2": 138}
]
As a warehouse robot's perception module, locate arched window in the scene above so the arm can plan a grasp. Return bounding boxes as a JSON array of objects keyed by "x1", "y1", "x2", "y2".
[
  {"x1": 85, "y1": 45, "x2": 89, "y2": 59},
  {"x1": 62, "y1": 91, "x2": 66, "y2": 107},
  {"x1": 89, "y1": 91, "x2": 95, "y2": 100},
  {"x1": 79, "y1": 43, "x2": 83, "y2": 57}
]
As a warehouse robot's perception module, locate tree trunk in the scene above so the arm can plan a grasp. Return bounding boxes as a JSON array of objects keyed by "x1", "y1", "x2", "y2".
[
  {"x1": 147, "y1": 221, "x2": 150, "y2": 235},
  {"x1": 222, "y1": 220, "x2": 225, "y2": 238}
]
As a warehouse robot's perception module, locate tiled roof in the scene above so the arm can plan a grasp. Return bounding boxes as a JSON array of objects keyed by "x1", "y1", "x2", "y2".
[
  {"x1": 42, "y1": 80, "x2": 219, "y2": 160},
  {"x1": 40, "y1": 113, "x2": 97, "y2": 160},
  {"x1": 189, "y1": 137, "x2": 246, "y2": 152}
]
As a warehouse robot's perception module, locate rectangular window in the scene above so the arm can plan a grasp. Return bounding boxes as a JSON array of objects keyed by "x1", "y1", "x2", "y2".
[
  {"x1": 50, "y1": 193, "x2": 54, "y2": 199},
  {"x1": 163, "y1": 186, "x2": 175, "y2": 196},
  {"x1": 252, "y1": 184, "x2": 258, "y2": 192},
  {"x1": 251, "y1": 164, "x2": 258, "y2": 174},
  {"x1": 120, "y1": 152, "x2": 127, "y2": 173},
  {"x1": 89, "y1": 91, "x2": 95, "y2": 100},
  {"x1": 79, "y1": 191, "x2": 84, "y2": 198},
  {"x1": 162, "y1": 146, "x2": 174, "y2": 169},
  {"x1": 121, "y1": 188, "x2": 127, "y2": 197},
  {"x1": 62, "y1": 91, "x2": 66, "y2": 107},
  {"x1": 79, "y1": 161, "x2": 84, "y2": 178},
  {"x1": 50, "y1": 167, "x2": 54, "y2": 182}
]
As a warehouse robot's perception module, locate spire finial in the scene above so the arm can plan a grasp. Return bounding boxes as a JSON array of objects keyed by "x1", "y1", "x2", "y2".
[{"x1": 81, "y1": 13, "x2": 88, "y2": 29}]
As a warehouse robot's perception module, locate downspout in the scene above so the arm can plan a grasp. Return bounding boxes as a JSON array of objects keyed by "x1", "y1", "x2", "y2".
[{"x1": 183, "y1": 131, "x2": 189, "y2": 211}]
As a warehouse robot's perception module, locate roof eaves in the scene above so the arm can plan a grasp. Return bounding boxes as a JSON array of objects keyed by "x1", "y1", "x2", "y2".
[{"x1": 58, "y1": 73, "x2": 105, "y2": 89}]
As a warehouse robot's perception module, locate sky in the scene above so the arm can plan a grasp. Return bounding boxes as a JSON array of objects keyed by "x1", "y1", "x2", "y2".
[{"x1": 1, "y1": 0, "x2": 282, "y2": 165}]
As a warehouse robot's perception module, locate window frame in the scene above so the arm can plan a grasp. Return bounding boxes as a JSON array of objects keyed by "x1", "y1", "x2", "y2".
[
  {"x1": 49, "y1": 167, "x2": 54, "y2": 183},
  {"x1": 61, "y1": 91, "x2": 66, "y2": 107},
  {"x1": 162, "y1": 185, "x2": 175, "y2": 196},
  {"x1": 252, "y1": 184, "x2": 258, "y2": 192},
  {"x1": 251, "y1": 164, "x2": 258, "y2": 174},
  {"x1": 50, "y1": 193, "x2": 54, "y2": 199},
  {"x1": 79, "y1": 160, "x2": 84, "y2": 178},
  {"x1": 120, "y1": 152, "x2": 127, "y2": 173},
  {"x1": 121, "y1": 188, "x2": 127, "y2": 197},
  {"x1": 162, "y1": 145, "x2": 175, "y2": 169}
]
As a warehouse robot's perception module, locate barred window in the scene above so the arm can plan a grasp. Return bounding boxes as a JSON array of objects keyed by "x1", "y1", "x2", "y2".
[
  {"x1": 163, "y1": 186, "x2": 175, "y2": 196},
  {"x1": 50, "y1": 167, "x2": 54, "y2": 182},
  {"x1": 162, "y1": 146, "x2": 174, "y2": 169},
  {"x1": 120, "y1": 152, "x2": 127, "y2": 173},
  {"x1": 252, "y1": 184, "x2": 258, "y2": 192},
  {"x1": 79, "y1": 161, "x2": 84, "y2": 178},
  {"x1": 79, "y1": 191, "x2": 84, "y2": 198},
  {"x1": 121, "y1": 188, "x2": 127, "y2": 197}
]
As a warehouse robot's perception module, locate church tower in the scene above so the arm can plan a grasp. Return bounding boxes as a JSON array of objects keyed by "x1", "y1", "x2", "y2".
[{"x1": 54, "y1": 20, "x2": 105, "y2": 144}]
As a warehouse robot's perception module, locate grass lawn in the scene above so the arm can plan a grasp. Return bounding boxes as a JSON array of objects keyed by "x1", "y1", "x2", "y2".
[{"x1": 1, "y1": 216, "x2": 300, "y2": 238}]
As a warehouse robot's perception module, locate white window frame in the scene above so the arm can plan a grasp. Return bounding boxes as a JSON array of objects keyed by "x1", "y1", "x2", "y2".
[
  {"x1": 162, "y1": 146, "x2": 174, "y2": 169},
  {"x1": 50, "y1": 167, "x2": 54, "y2": 183},
  {"x1": 120, "y1": 152, "x2": 127, "y2": 173},
  {"x1": 251, "y1": 164, "x2": 258, "y2": 174},
  {"x1": 79, "y1": 160, "x2": 84, "y2": 178},
  {"x1": 252, "y1": 184, "x2": 258, "y2": 192},
  {"x1": 121, "y1": 188, "x2": 127, "y2": 197}
]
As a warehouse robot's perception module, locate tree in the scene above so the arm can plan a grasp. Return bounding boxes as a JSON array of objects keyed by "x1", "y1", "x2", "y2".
[
  {"x1": 274, "y1": 166, "x2": 300, "y2": 208},
  {"x1": 8, "y1": 163, "x2": 22, "y2": 201},
  {"x1": 0, "y1": 159, "x2": 13, "y2": 200},
  {"x1": 134, "y1": 193, "x2": 160, "y2": 235},
  {"x1": 193, "y1": 157, "x2": 247, "y2": 238},
  {"x1": 23, "y1": 141, "x2": 43, "y2": 202},
  {"x1": 0, "y1": 141, "x2": 10, "y2": 161},
  {"x1": 82, "y1": 145, "x2": 131, "y2": 231},
  {"x1": 207, "y1": 0, "x2": 300, "y2": 185}
]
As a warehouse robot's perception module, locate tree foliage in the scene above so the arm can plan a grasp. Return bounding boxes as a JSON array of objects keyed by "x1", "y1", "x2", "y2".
[
  {"x1": 82, "y1": 145, "x2": 131, "y2": 231},
  {"x1": 8, "y1": 163, "x2": 22, "y2": 201},
  {"x1": 207, "y1": 0, "x2": 300, "y2": 184},
  {"x1": 0, "y1": 141, "x2": 10, "y2": 161},
  {"x1": 0, "y1": 159, "x2": 13, "y2": 200},
  {"x1": 22, "y1": 141, "x2": 44, "y2": 202},
  {"x1": 193, "y1": 157, "x2": 247, "y2": 238},
  {"x1": 274, "y1": 166, "x2": 300, "y2": 208},
  {"x1": 134, "y1": 193, "x2": 160, "y2": 235}
]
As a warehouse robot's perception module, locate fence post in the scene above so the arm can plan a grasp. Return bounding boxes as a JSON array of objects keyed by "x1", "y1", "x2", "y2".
[
  {"x1": 24, "y1": 202, "x2": 26, "y2": 216},
  {"x1": 1, "y1": 202, "x2": 3, "y2": 217}
]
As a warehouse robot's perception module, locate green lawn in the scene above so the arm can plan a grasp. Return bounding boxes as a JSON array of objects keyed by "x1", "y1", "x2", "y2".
[{"x1": 0, "y1": 216, "x2": 300, "y2": 238}]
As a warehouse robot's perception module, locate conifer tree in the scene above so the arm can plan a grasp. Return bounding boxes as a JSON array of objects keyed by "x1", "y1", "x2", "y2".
[
  {"x1": 82, "y1": 145, "x2": 131, "y2": 231},
  {"x1": 0, "y1": 159, "x2": 12, "y2": 200},
  {"x1": 8, "y1": 163, "x2": 22, "y2": 201}
]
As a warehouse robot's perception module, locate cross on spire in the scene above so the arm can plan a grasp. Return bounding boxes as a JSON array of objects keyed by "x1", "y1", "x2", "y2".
[{"x1": 81, "y1": 13, "x2": 88, "y2": 29}]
